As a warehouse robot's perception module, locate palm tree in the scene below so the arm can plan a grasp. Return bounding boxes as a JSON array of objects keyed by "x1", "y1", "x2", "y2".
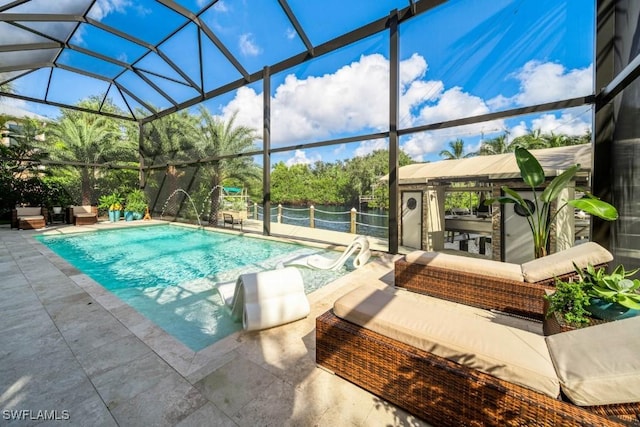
[
  {"x1": 46, "y1": 99, "x2": 135, "y2": 204},
  {"x1": 510, "y1": 129, "x2": 545, "y2": 150},
  {"x1": 439, "y1": 138, "x2": 475, "y2": 160},
  {"x1": 193, "y1": 107, "x2": 260, "y2": 225},
  {"x1": 140, "y1": 110, "x2": 198, "y2": 210},
  {"x1": 478, "y1": 133, "x2": 514, "y2": 156}
]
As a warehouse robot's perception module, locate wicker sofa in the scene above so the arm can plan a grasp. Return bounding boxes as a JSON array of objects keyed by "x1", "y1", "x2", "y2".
[
  {"x1": 316, "y1": 285, "x2": 640, "y2": 426},
  {"x1": 394, "y1": 242, "x2": 613, "y2": 320},
  {"x1": 11, "y1": 206, "x2": 48, "y2": 229}
]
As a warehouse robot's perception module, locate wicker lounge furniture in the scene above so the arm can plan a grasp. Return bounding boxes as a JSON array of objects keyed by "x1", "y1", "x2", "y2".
[
  {"x1": 394, "y1": 242, "x2": 613, "y2": 320},
  {"x1": 11, "y1": 206, "x2": 48, "y2": 229},
  {"x1": 71, "y1": 205, "x2": 98, "y2": 226},
  {"x1": 316, "y1": 285, "x2": 640, "y2": 426}
]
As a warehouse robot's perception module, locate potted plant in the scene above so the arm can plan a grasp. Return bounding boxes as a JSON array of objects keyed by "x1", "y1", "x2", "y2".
[
  {"x1": 125, "y1": 189, "x2": 148, "y2": 221},
  {"x1": 486, "y1": 147, "x2": 618, "y2": 258},
  {"x1": 544, "y1": 278, "x2": 593, "y2": 334},
  {"x1": 98, "y1": 193, "x2": 123, "y2": 222},
  {"x1": 577, "y1": 263, "x2": 640, "y2": 321}
]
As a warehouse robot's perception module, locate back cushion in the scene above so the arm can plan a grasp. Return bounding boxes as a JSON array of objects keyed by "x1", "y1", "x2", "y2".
[
  {"x1": 73, "y1": 206, "x2": 93, "y2": 215},
  {"x1": 521, "y1": 242, "x2": 613, "y2": 283},
  {"x1": 16, "y1": 207, "x2": 42, "y2": 216}
]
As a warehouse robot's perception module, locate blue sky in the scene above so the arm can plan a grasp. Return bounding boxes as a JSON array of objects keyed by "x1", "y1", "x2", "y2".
[{"x1": 1, "y1": 0, "x2": 595, "y2": 165}]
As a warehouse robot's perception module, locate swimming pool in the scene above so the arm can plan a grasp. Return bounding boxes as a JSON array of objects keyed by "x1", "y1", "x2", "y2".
[{"x1": 36, "y1": 225, "x2": 349, "y2": 351}]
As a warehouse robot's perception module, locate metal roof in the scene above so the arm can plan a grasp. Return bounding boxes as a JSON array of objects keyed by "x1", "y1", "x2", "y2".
[{"x1": 0, "y1": 0, "x2": 440, "y2": 122}]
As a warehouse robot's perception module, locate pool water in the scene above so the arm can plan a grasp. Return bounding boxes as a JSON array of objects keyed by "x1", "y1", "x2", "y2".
[{"x1": 36, "y1": 225, "x2": 349, "y2": 351}]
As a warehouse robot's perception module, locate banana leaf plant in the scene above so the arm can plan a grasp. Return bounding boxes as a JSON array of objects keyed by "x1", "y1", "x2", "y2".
[{"x1": 485, "y1": 147, "x2": 618, "y2": 258}]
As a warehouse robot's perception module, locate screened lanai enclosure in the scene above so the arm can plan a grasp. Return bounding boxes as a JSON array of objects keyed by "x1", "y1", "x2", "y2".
[{"x1": 1, "y1": 0, "x2": 639, "y2": 268}]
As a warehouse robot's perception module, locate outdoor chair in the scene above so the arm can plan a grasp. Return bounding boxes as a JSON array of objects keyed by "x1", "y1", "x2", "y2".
[
  {"x1": 394, "y1": 242, "x2": 613, "y2": 320},
  {"x1": 11, "y1": 206, "x2": 47, "y2": 229},
  {"x1": 316, "y1": 284, "x2": 640, "y2": 426},
  {"x1": 223, "y1": 213, "x2": 243, "y2": 230},
  {"x1": 71, "y1": 205, "x2": 98, "y2": 226}
]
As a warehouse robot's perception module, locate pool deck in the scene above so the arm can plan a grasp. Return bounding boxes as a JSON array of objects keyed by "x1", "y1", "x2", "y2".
[{"x1": 1, "y1": 220, "x2": 537, "y2": 426}]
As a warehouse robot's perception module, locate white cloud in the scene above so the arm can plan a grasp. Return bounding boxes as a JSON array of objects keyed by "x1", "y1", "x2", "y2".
[
  {"x1": 401, "y1": 133, "x2": 441, "y2": 162},
  {"x1": 285, "y1": 149, "x2": 319, "y2": 166},
  {"x1": 239, "y1": 33, "x2": 262, "y2": 56},
  {"x1": 285, "y1": 28, "x2": 297, "y2": 40},
  {"x1": 514, "y1": 61, "x2": 593, "y2": 105},
  {"x1": 88, "y1": 0, "x2": 131, "y2": 20},
  {"x1": 212, "y1": 1, "x2": 229, "y2": 12},
  {"x1": 529, "y1": 110, "x2": 591, "y2": 136},
  {"x1": 354, "y1": 139, "x2": 387, "y2": 157}
]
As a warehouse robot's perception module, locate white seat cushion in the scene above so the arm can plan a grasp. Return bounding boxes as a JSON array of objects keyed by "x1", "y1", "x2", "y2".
[
  {"x1": 546, "y1": 315, "x2": 640, "y2": 406},
  {"x1": 404, "y1": 250, "x2": 524, "y2": 282},
  {"x1": 333, "y1": 285, "x2": 560, "y2": 398}
]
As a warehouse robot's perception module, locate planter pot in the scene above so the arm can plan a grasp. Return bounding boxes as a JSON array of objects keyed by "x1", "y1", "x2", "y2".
[
  {"x1": 124, "y1": 211, "x2": 134, "y2": 221},
  {"x1": 132, "y1": 212, "x2": 143, "y2": 220},
  {"x1": 587, "y1": 298, "x2": 640, "y2": 321},
  {"x1": 108, "y1": 210, "x2": 121, "y2": 223},
  {"x1": 52, "y1": 206, "x2": 62, "y2": 214}
]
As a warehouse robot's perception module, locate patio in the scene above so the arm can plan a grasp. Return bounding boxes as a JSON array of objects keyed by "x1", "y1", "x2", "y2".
[
  {"x1": 0, "y1": 223, "x2": 426, "y2": 425},
  {"x1": 0, "y1": 221, "x2": 547, "y2": 425}
]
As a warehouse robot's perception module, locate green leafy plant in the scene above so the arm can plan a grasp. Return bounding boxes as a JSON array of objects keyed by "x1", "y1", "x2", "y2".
[
  {"x1": 125, "y1": 189, "x2": 147, "y2": 214},
  {"x1": 486, "y1": 147, "x2": 618, "y2": 258},
  {"x1": 577, "y1": 263, "x2": 640, "y2": 310},
  {"x1": 98, "y1": 193, "x2": 122, "y2": 211},
  {"x1": 545, "y1": 278, "x2": 592, "y2": 326}
]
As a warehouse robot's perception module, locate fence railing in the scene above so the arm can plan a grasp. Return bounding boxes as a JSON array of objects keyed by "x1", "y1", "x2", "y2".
[{"x1": 249, "y1": 203, "x2": 388, "y2": 237}]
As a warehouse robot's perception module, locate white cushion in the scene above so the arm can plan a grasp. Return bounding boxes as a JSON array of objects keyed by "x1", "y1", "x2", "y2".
[
  {"x1": 333, "y1": 285, "x2": 560, "y2": 398},
  {"x1": 404, "y1": 250, "x2": 524, "y2": 282},
  {"x1": 16, "y1": 207, "x2": 42, "y2": 216},
  {"x1": 521, "y1": 242, "x2": 613, "y2": 283},
  {"x1": 546, "y1": 315, "x2": 640, "y2": 406},
  {"x1": 73, "y1": 205, "x2": 94, "y2": 215}
]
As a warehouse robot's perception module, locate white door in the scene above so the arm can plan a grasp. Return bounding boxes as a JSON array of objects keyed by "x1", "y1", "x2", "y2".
[
  {"x1": 503, "y1": 191, "x2": 538, "y2": 263},
  {"x1": 402, "y1": 192, "x2": 422, "y2": 249}
]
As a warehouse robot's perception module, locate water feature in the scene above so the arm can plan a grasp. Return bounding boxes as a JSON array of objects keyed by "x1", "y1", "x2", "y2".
[{"x1": 160, "y1": 188, "x2": 203, "y2": 226}]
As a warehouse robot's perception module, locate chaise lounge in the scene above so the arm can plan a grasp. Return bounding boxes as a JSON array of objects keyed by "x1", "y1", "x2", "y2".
[
  {"x1": 316, "y1": 285, "x2": 640, "y2": 426},
  {"x1": 394, "y1": 242, "x2": 613, "y2": 320}
]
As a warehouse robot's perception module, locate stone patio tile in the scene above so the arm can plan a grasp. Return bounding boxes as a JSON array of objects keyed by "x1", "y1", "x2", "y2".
[
  {"x1": 73, "y1": 334, "x2": 152, "y2": 378},
  {"x1": 194, "y1": 354, "x2": 279, "y2": 416},
  {"x1": 90, "y1": 351, "x2": 179, "y2": 408},
  {"x1": 0, "y1": 288, "x2": 41, "y2": 311},
  {"x1": 174, "y1": 402, "x2": 236, "y2": 427},
  {"x1": 1, "y1": 350, "x2": 95, "y2": 415},
  {"x1": 63, "y1": 394, "x2": 118, "y2": 427},
  {"x1": 108, "y1": 374, "x2": 208, "y2": 427},
  {"x1": 0, "y1": 304, "x2": 51, "y2": 334}
]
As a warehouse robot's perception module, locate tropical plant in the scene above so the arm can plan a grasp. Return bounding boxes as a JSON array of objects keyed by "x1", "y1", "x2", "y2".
[
  {"x1": 577, "y1": 263, "x2": 640, "y2": 310},
  {"x1": 486, "y1": 147, "x2": 618, "y2": 258},
  {"x1": 45, "y1": 97, "x2": 137, "y2": 205},
  {"x1": 125, "y1": 189, "x2": 148, "y2": 214},
  {"x1": 193, "y1": 108, "x2": 260, "y2": 226},
  {"x1": 478, "y1": 134, "x2": 514, "y2": 156},
  {"x1": 544, "y1": 278, "x2": 592, "y2": 326},
  {"x1": 98, "y1": 193, "x2": 123, "y2": 211},
  {"x1": 439, "y1": 138, "x2": 475, "y2": 160}
]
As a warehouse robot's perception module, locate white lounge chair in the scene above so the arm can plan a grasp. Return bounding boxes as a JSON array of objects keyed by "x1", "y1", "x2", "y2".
[
  {"x1": 215, "y1": 267, "x2": 310, "y2": 331},
  {"x1": 286, "y1": 235, "x2": 371, "y2": 271}
]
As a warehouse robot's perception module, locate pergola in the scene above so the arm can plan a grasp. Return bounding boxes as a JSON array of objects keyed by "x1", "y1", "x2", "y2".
[{"x1": 1, "y1": 0, "x2": 639, "y2": 267}]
